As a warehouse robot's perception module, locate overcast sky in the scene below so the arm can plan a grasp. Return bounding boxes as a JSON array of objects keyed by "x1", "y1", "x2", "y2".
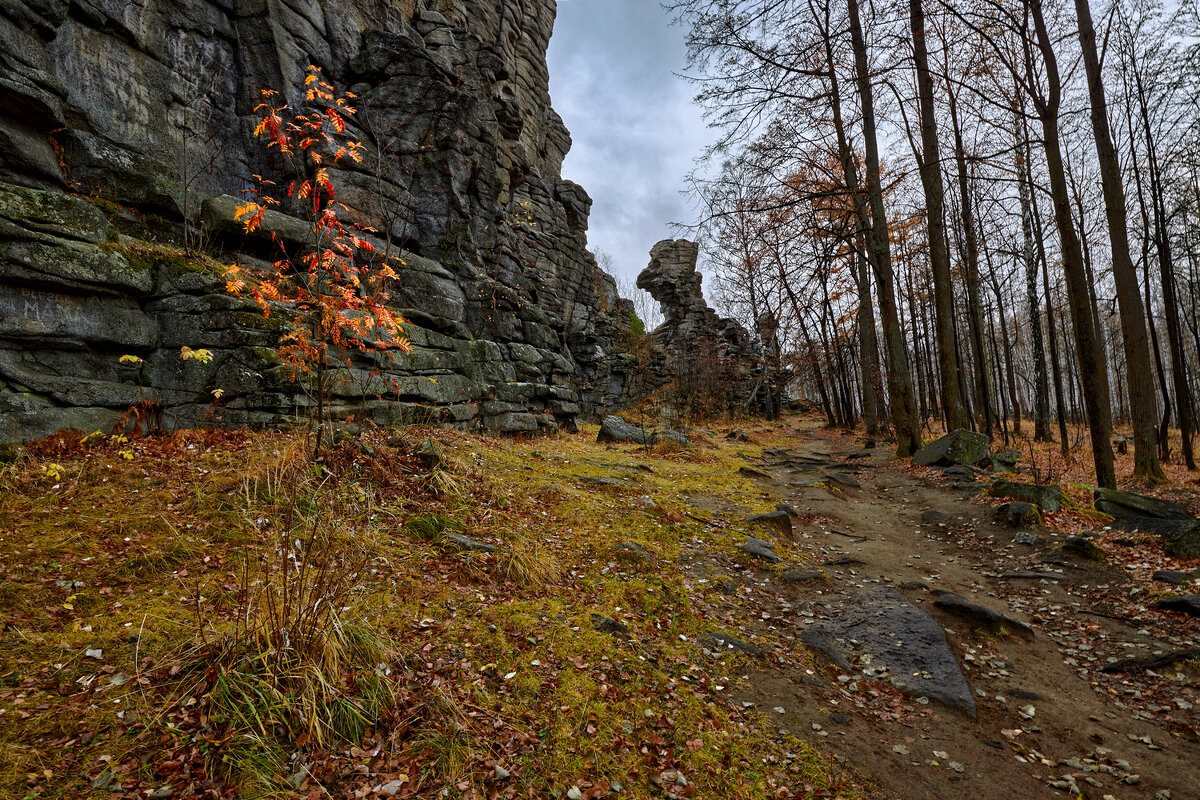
[{"x1": 546, "y1": 0, "x2": 713, "y2": 287}]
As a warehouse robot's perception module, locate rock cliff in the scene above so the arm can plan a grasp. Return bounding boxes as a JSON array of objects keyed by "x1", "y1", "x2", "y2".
[{"x1": 0, "y1": 0, "x2": 642, "y2": 442}]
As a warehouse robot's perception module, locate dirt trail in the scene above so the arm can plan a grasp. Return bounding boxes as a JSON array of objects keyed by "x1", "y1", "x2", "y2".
[{"x1": 718, "y1": 419, "x2": 1199, "y2": 799}]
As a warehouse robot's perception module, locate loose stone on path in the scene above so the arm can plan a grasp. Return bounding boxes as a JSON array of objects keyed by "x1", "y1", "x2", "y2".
[{"x1": 741, "y1": 537, "x2": 782, "y2": 563}]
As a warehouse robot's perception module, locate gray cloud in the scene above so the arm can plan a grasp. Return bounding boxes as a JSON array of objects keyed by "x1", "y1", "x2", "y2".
[{"x1": 547, "y1": 0, "x2": 713, "y2": 286}]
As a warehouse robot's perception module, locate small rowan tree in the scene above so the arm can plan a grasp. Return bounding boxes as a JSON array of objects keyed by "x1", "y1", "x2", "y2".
[{"x1": 225, "y1": 66, "x2": 410, "y2": 456}]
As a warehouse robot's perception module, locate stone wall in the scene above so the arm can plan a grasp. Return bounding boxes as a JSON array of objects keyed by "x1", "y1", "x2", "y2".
[{"x1": 0, "y1": 0, "x2": 643, "y2": 442}]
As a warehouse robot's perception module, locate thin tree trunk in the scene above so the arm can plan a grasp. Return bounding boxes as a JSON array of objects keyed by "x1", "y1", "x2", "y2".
[
  {"x1": 1017, "y1": 111, "x2": 1053, "y2": 441},
  {"x1": 909, "y1": 0, "x2": 968, "y2": 431},
  {"x1": 986, "y1": 299, "x2": 1010, "y2": 444},
  {"x1": 988, "y1": 255, "x2": 1022, "y2": 439},
  {"x1": 906, "y1": 253, "x2": 931, "y2": 422},
  {"x1": 1033, "y1": 185, "x2": 1071, "y2": 455},
  {"x1": 853, "y1": 247, "x2": 885, "y2": 435},
  {"x1": 946, "y1": 73, "x2": 994, "y2": 438},
  {"x1": 1072, "y1": 0, "x2": 1163, "y2": 481},
  {"x1": 848, "y1": 0, "x2": 922, "y2": 456},
  {"x1": 818, "y1": 0, "x2": 888, "y2": 438},
  {"x1": 1130, "y1": 46, "x2": 1197, "y2": 469},
  {"x1": 1028, "y1": 0, "x2": 1116, "y2": 486}
]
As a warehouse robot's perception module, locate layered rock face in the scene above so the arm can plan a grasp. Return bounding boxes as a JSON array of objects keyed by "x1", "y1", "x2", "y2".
[
  {"x1": 637, "y1": 239, "x2": 754, "y2": 388},
  {"x1": 0, "y1": 0, "x2": 640, "y2": 442}
]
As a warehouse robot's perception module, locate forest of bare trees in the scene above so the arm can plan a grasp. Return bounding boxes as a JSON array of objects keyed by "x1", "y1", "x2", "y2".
[{"x1": 666, "y1": 0, "x2": 1200, "y2": 487}]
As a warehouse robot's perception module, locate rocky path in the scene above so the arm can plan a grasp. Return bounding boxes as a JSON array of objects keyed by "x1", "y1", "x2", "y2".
[{"x1": 709, "y1": 420, "x2": 1200, "y2": 799}]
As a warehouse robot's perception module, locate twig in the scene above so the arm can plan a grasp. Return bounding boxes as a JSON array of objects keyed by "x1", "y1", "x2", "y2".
[
  {"x1": 827, "y1": 528, "x2": 869, "y2": 542},
  {"x1": 686, "y1": 513, "x2": 725, "y2": 529}
]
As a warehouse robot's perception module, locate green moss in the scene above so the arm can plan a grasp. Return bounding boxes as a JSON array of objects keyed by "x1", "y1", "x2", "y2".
[
  {"x1": 86, "y1": 195, "x2": 122, "y2": 216},
  {"x1": 234, "y1": 310, "x2": 287, "y2": 331},
  {"x1": 101, "y1": 239, "x2": 221, "y2": 277}
]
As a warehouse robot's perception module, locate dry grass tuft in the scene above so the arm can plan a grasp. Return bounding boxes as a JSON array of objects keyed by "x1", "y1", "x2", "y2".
[{"x1": 496, "y1": 532, "x2": 561, "y2": 586}]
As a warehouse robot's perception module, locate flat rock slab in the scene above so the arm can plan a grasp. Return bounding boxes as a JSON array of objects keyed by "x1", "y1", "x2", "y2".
[
  {"x1": 1094, "y1": 487, "x2": 1194, "y2": 521},
  {"x1": 1112, "y1": 518, "x2": 1200, "y2": 558},
  {"x1": 1152, "y1": 570, "x2": 1190, "y2": 585},
  {"x1": 789, "y1": 477, "x2": 827, "y2": 488},
  {"x1": 931, "y1": 590, "x2": 1034, "y2": 639},
  {"x1": 1101, "y1": 647, "x2": 1200, "y2": 674},
  {"x1": 801, "y1": 588, "x2": 976, "y2": 716},
  {"x1": 579, "y1": 475, "x2": 627, "y2": 487},
  {"x1": 614, "y1": 541, "x2": 654, "y2": 564},
  {"x1": 940, "y1": 465, "x2": 978, "y2": 480},
  {"x1": 1000, "y1": 571, "x2": 1061, "y2": 581},
  {"x1": 824, "y1": 471, "x2": 861, "y2": 488},
  {"x1": 591, "y1": 614, "x2": 629, "y2": 636},
  {"x1": 738, "y1": 466, "x2": 773, "y2": 480}
]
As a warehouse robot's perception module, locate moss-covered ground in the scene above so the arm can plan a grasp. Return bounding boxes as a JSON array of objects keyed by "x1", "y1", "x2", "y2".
[{"x1": 0, "y1": 420, "x2": 858, "y2": 800}]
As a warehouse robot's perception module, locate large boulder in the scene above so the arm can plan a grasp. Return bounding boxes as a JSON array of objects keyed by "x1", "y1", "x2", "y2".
[
  {"x1": 912, "y1": 429, "x2": 990, "y2": 468},
  {"x1": 596, "y1": 415, "x2": 653, "y2": 445},
  {"x1": 989, "y1": 481, "x2": 1066, "y2": 512},
  {"x1": 994, "y1": 502, "x2": 1041, "y2": 528},
  {"x1": 1094, "y1": 488, "x2": 1195, "y2": 521}
]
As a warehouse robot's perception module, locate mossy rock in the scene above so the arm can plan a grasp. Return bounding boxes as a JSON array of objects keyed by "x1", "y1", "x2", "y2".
[
  {"x1": 912, "y1": 429, "x2": 991, "y2": 467},
  {"x1": 989, "y1": 481, "x2": 1065, "y2": 512}
]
